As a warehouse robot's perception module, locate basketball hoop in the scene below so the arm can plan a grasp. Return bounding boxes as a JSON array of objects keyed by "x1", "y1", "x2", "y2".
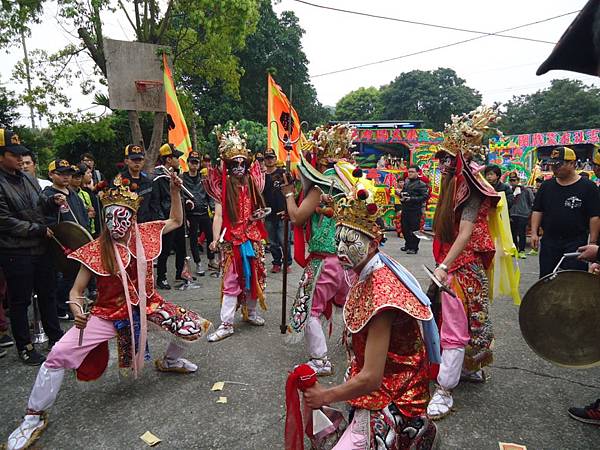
[{"x1": 135, "y1": 80, "x2": 163, "y2": 93}]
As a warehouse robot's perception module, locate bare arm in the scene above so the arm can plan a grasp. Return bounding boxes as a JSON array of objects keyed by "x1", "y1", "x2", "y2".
[
  {"x1": 209, "y1": 202, "x2": 223, "y2": 251},
  {"x1": 285, "y1": 186, "x2": 321, "y2": 226},
  {"x1": 163, "y1": 175, "x2": 183, "y2": 234},
  {"x1": 589, "y1": 216, "x2": 600, "y2": 244},
  {"x1": 530, "y1": 211, "x2": 543, "y2": 250},
  {"x1": 69, "y1": 266, "x2": 92, "y2": 329},
  {"x1": 303, "y1": 311, "x2": 395, "y2": 408}
]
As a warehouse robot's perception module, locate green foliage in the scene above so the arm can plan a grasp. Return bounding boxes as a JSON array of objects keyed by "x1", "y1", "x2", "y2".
[
  {"x1": 203, "y1": 119, "x2": 267, "y2": 159},
  {"x1": 186, "y1": 0, "x2": 330, "y2": 138},
  {"x1": 501, "y1": 79, "x2": 600, "y2": 135},
  {"x1": 0, "y1": 0, "x2": 44, "y2": 48},
  {"x1": 13, "y1": 127, "x2": 54, "y2": 173},
  {"x1": 334, "y1": 87, "x2": 382, "y2": 121},
  {"x1": 0, "y1": 82, "x2": 20, "y2": 127},
  {"x1": 379, "y1": 68, "x2": 481, "y2": 130}
]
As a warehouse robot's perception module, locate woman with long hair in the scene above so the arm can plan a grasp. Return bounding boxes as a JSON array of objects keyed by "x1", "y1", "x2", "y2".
[
  {"x1": 427, "y1": 107, "x2": 500, "y2": 420},
  {"x1": 7, "y1": 173, "x2": 211, "y2": 450}
]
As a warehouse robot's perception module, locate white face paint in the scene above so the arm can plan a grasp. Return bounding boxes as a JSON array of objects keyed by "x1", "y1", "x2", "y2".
[
  {"x1": 104, "y1": 205, "x2": 133, "y2": 240},
  {"x1": 335, "y1": 225, "x2": 371, "y2": 269}
]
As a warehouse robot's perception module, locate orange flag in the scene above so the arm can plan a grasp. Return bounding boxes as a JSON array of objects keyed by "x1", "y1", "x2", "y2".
[
  {"x1": 267, "y1": 74, "x2": 304, "y2": 168},
  {"x1": 163, "y1": 53, "x2": 192, "y2": 171}
]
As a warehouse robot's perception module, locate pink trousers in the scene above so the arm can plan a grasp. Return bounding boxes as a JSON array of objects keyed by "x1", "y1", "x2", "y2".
[{"x1": 310, "y1": 254, "x2": 350, "y2": 317}]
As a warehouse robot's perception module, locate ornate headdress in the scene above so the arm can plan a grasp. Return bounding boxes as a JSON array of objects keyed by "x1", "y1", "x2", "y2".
[
  {"x1": 437, "y1": 106, "x2": 502, "y2": 161},
  {"x1": 214, "y1": 124, "x2": 250, "y2": 161},
  {"x1": 310, "y1": 123, "x2": 356, "y2": 165},
  {"x1": 335, "y1": 172, "x2": 383, "y2": 240},
  {"x1": 98, "y1": 175, "x2": 141, "y2": 212}
]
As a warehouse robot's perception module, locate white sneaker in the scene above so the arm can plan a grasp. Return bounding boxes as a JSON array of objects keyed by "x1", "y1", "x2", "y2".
[
  {"x1": 208, "y1": 324, "x2": 234, "y2": 342},
  {"x1": 246, "y1": 315, "x2": 265, "y2": 326},
  {"x1": 155, "y1": 357, "x2": 197, "y2": 373},
  {"x1": 7, "y1": 413, "x2": 48, "y2": 450},
  {"x1": 195, "y1": 262, "x2": 205, "y2": 276},
  {"x1": 307, "y1": 357, "x2": 333, "y2": 377},
  {"x1": 427, "y1": 385, "x2": 454, "y2": 420}
]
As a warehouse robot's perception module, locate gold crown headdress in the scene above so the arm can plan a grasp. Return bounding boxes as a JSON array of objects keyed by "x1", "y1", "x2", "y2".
[
  {"x1": 335, "y1": 181, "x2": 383, "y2": 240},
  {"x1": 214, "y1": 124, "x2": 250, "y2": 161},
  {"x1": 98, "y1": 175, "x2": 141, "y2": 212},
  {"x1": 438, "y1": 106, "x2": 502, "y2": 160},
  {"x1": 310, "y1": 123, "x2": 356, "y2": 164}
]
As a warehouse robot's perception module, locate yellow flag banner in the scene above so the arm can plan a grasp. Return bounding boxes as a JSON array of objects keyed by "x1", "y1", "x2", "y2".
[
  {"x1": 267, "y1": 74, "x2": 303, "y2": 168},
  {"x1": 163, "y1": 53, "x2": 192, "y2": 171},
  {"x1": 488, "y1": 192, "x2": 522, "y2": 305}
]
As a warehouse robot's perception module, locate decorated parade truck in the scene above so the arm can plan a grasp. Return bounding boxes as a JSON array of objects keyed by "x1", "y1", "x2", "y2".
[{"x1": 333, "y1": 120, "x2": 444, "y2": 230}]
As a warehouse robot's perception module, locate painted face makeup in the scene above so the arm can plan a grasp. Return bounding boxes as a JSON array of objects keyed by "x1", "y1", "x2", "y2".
[
  {"x1": 440, "y1": 154, "x2": 457, "y2": 175},
  {"x1": 335, "y1": 225, "x2": 371, "y2": 270},
  {"x1": 104, "y1": 205, "x2": 133, "y2": 240},
  {"x1": 228, "y1": 157, "x2": 247, "y2": 177}
]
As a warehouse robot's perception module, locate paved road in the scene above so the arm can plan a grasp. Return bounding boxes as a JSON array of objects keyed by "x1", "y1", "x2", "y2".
[{"x1": 2, "y1": 236, "x2": 599, "y2": 449}]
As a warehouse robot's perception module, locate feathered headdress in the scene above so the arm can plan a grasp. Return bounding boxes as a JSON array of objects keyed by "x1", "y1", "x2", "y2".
[
  {"x1": 214, "y1": 124, "x2": 250, "y2": 161},
  {"x1": 310, "y1": 123, "x2": 356, "y2": 165},
  {"x1": 436, "y1": 106, "x2": 502, "y2": 161},
  {"x1": 98, "y1": 174, "x2": 141, "y2": 212}
]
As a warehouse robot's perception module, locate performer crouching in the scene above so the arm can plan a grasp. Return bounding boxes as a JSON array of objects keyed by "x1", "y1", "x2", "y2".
[
  {"x1": 204, "y1": 125, "x2": 268, "y2": 342},
  {"x1": 295, "y1": 187, "x2": 441, "y2": 449},
  {"x1": 6, "y1": 173, "x2": 211, "y2": 450}
]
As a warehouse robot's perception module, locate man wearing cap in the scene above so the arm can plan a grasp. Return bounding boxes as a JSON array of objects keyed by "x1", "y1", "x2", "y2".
[
  {"x1": 152, "y1": 143, "x2": 186, "y2": 289},
  {"x1": 263, "y1": 149, "x2": 291, "y2": 273},
  {"x1": 70, "y1": 163, "x2": 96, "y2": 236},
  {"x1": 183, "y1": 150, "x2": 216, "y2": 275},
  {"x1": 42, "y1": 159, "x2": 90, "y2": 320},
  {"x1": 117, "y1": 144, "x2": 153, "y2": 223},
  {"x1": 508, "y1": 172, "x2": 534, "y2": 259},
  {"x1": 80, "y1": 152, "x2": 104, "y2": 189},
  {"x1": 0, "y1": 129, "x2": 64, "y2": 365},
  {"x1": 531, "y1": 146, "x2": 600, "y2": 277},
  {"x1": 21, "y1": 150, "x2": 51, "y2": 189}
]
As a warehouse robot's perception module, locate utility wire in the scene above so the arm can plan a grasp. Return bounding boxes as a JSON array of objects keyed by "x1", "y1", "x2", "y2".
[
  {"x1": 294, "y1": 0, "x2": 567, "y2": 45},
  {"x1": 309, "y1": 10, "x2": 579, "y2": 78}
]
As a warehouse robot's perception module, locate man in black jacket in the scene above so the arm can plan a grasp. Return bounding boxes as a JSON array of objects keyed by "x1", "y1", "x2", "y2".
[
  {"x1": 116, "y1": 144, "x2": 154, "y2": 223},
  {"x1": 484, "y1": 165, "x2": 514, "y2": 209},
  {"x1": 42, "y1": 159, "x2": 89, "y2": 320},
  {"x1": 0, "y1": 129, "x2": 63, "y2": 365},
  {"x1": 400, "y1": 166, "x2": 429, "y2": 254},
  {"x1": 182, "y1": 151, "x2": 216, "y2": 276},
  {"x1": 153, "y1": 143, "x2": 185, "y2": 289}
]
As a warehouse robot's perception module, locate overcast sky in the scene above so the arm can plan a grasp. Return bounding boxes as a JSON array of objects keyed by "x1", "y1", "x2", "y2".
[{"x1": 1, "y1": 0, "x2": 598, "y2": 125}]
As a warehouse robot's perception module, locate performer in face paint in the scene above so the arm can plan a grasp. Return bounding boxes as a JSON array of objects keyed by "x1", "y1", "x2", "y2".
[
  {"x1": 285, "y1": 184, "x2": 441, "y2": 449},
  {"x1": 6, "y1": 174, "x2": 211, "y2": 450},
  {"x1": 427, "y1": 106, "x2": 501, "y2": 420},
  {"x1": 281, "y1": 124, "x2": 356, "y2": 376},
  {"x1": 204, "y1": 125, "x2": 268, "y2": 342}
]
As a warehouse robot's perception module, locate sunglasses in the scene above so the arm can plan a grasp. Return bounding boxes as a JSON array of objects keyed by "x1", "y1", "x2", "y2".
[
  {"x1": 256, "y1": 157, "x2": 264, "y2": 162},
  {"x1": 265, "y1": 155, "x2": 276, "y2": 159}
]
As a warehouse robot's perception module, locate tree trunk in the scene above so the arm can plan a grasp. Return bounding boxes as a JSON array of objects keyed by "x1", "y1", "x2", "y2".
[
  {"x1": 145, "y1": 111, "x2": 166, "y2": 173},
  {"x1": 127, "y1": 110, "x2": 145, "y2": 149},
  {"x1": 191, "y1": 117, "x2": 198, "y2": 151}
]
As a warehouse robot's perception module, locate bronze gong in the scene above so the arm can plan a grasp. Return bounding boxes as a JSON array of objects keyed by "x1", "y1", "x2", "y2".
[{"x1": 519, "y1": 270, "x2": 600, "y2": 368}]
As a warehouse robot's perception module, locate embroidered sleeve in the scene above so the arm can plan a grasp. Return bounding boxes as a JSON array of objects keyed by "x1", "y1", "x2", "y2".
[
  {"x1": 203, "y1": 166, "x2": 223, "y2": 203},
  {"x1": 461, "y1": 192, "x2": 483, "y2": 223},
  {"x1": 249, "y1": 161, "x2": 265, "y2": 193}
]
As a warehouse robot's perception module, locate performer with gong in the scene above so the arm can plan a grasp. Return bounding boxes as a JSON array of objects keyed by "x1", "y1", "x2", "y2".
[{"x1": 6, "y1": 173, "x2": 212, "y2": 450}]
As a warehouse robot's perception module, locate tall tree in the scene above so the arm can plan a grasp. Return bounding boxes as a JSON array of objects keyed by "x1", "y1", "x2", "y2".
[
  {"x1": 187, "y1": 0, "x2": 330, "y2": 139},
  {"x1": 379, "y1": 68, "x2": 481, "y2": 130},
  {"x1": 7, "y1": 0, "x2": 259, "y2": 169},
  {"x1": 334, "y1": 87, "x2": 381, "y2": 121},
  {"x1": 501, "y1": 79, "x2": 600, "y2": 135}
]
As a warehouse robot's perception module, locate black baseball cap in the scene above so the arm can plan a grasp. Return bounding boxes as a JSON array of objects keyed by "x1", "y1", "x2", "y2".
[
  {"x1": 124, "y1": 144, "x2": 145, "y2": 160},
  {"x1": 188, "y1": 151, "x2": 201, "y2": 162},
  {"x1": 265, "y1": 149, "x2": 277, "y2": 158},
  {"x1": 547, "y1": 146, "x2": 577, "y2": 164},
  {"x1": 0, "y1": 129, "x2": 29, "y2": 155},
  {"x1": 71, "y1": 163, "x2": 88, "y2": 176},
  {"x1": 49, "y1": 159, "x2": 76, "y2": 174}
]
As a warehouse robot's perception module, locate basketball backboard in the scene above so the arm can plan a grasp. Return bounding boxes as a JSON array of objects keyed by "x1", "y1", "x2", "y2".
[{"x1": 104, "y1": 38, "x2": 169, "y2": 112}]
